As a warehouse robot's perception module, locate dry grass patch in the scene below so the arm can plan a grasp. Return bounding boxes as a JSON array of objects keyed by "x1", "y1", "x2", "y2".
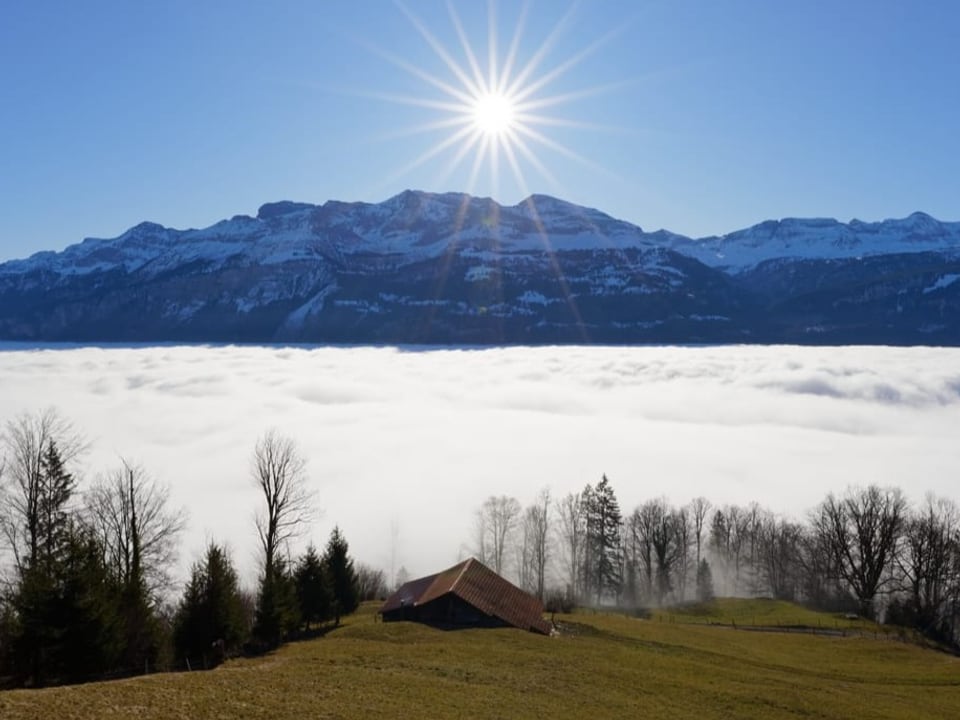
[{"x1": 1, "y1": 601, "x2": 958, "y2": 719}]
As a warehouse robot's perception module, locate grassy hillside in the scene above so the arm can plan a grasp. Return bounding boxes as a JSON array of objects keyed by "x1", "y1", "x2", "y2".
[
  {"x1": 1, "y1": 600, "x2": 958, "y2": 719},
  {"x1": 652, "y1": 597, "x2": 906, "y2": 634}
]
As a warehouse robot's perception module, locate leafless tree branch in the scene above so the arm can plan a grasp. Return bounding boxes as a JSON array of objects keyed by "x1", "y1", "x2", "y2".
[
  {"x1": 251, "y1": 429, "x2": 314, "y2": 578},
  {"x1": 85, "y1": 458, "x2": 186, "y2": 601}
]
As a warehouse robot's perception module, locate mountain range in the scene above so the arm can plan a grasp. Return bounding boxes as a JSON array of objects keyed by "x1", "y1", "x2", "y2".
[{"x1": 2, "y1": 190, "x2": 959, "y2": 345}]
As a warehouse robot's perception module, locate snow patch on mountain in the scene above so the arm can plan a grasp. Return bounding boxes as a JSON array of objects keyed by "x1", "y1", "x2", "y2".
[
  {"x1": 465, "y1": 266, "x2": 494, "y2": 281},
  {"x1": 518, "y1": 290, "x2": 551, "y2": 305},
  {"x1": 281, "y1": 284, "x2": 339, "y2": 331},
  {"x1": 923, "y1": 274, "x2": 960, "y2": 294}
]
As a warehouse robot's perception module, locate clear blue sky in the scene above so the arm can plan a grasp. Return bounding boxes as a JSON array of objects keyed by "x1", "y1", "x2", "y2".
[{"x1": 1, "y1": 0, "x2": 958, "y2": 262}]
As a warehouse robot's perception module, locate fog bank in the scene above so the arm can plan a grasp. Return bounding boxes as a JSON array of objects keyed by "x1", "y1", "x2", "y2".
[{"x1": 1, "y1": 344, "x2": 958, "y2": 586}]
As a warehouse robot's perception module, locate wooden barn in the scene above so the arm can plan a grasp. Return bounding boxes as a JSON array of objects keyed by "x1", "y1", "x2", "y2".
[{"x1": 379, "y1": 557, "x2": 552, "y2": 635}]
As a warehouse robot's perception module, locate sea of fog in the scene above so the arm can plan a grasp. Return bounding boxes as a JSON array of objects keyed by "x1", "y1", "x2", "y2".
[{"x1": 1, "y1": 343, "x2": 959, "y2": 588}]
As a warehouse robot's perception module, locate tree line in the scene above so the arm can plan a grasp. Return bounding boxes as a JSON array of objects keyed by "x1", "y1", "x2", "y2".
[
  {"x1": 3, "y1": 406, "x2": 958, "y2": 685},
  {"x1": 0, "y1": 409, "x2": 365, "y2": 688},
  {"x1": 470, "y1": 475, "x2": 960, "y2": 647}
]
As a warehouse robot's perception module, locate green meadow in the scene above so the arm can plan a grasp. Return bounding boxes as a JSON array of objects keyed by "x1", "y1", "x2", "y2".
[{"x1": 2, "y1": 600, "x2": 957, "y2": 719}]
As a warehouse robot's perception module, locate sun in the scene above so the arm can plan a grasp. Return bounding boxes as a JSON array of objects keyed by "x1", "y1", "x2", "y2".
[
  {"x1": 358, "y1": 1, "x2": 623, "y2": 340},
  {"x1": 472, "y1": 92, "x2": 517, "y2": 138},
  {"x1": 366, "y1": 2, "x2": 622, "y2": 200}
]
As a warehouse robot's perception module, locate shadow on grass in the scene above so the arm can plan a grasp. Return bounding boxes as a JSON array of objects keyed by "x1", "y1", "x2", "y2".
[{"x1": 241, "y1": 621, "x2": 343, "y2": 659}]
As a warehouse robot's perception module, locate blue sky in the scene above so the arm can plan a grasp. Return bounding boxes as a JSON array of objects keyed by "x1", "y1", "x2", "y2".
[{"x1": 1, "y1": 0, "x2": 958, "y2": 262}]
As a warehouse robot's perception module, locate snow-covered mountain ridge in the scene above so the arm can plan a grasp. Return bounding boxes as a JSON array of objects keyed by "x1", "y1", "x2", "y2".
[
  {"x1": 1, "y1": 191, "x2": 959, "y2": 345},
  {"x1": 5, "y1": 191, "x2": 958, "y2": 277},
  {"x1": 672, "y1": 211, "x2": 960, "y2": 270},
  {"x1": 1, "y1": 191, "x2": 664, "y2": 278}
]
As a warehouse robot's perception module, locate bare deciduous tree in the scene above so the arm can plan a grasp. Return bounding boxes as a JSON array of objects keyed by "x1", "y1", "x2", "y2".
[
  {"x1": 673, "y1": 507, "x2": 692, "y2": 601},
  {"x1": 727, "y1": 506, "x2": 749, "y2": 594},
  {"x1": 896, "y1": 494, "x2": 959, "y2": 631},
  {"x1": 709, "y1": 504, "x2": 749, "y2": 595},
  {"x1": 555, "y1": 491, "x2": 586, "y2": 599},
  {"x1": 355, "y1": 563, "x2": 388, "y2": 601},
  {"x1": 86, "y1": 458, "x2": 185, "y2": 600},
  {"x1": 252, "y1": 430, "x2": 314, "y2": 580},
  {"x1": 519, "y1": 489, "x2": 551, "y2": 600},
  {"x1": 689, "y1": 496, "x2": 712, "y2": 568},
  {"x1": 622, "y1": 509, "x2": 641, "y2": 606},
  {"x1": 816, "y1": 485, "x2": 907, "y2": 618},
  {"x1": 474, "y1": 495, "x2": 521, "y2": 577},
  {"x1": 796, "y1": 520, "x2": 840, "y2": 609},
  {"x1": 394, "y1": 565, "x2": 410, "y2": 591},
  {"x1": 742, "y1": 502, "x2": 767, "y2": 593},
  {"x1": 648, "y1": 502, "x2": 681, "y2": 606},
  {"x1": 630, "y1": 500, "x2": 659, "y2": 602},
  {"x1": 758, "y1": 516, "x2": 802, "y2": 600}
]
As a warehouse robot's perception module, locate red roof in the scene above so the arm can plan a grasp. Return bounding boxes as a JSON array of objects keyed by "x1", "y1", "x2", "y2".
[{"x1": 380, "y1": 558, "x2": 552, "y2": 635}]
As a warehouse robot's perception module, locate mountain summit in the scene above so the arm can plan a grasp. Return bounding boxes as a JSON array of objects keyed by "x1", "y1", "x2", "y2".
[{"x1": 2, "y1": 191, "x2": 959, "y2": 344}]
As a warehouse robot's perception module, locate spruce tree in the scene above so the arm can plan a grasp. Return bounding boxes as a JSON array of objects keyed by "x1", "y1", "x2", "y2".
[
  {"x1": 10, "y1": 441, "x2": 106, "y2": 686},
  {"x1": 585, "y1": 475, "x2": 623, "y2": 605},
  {"x1": 294, "y1": 544, "x2": 331, "y2": 630},
  {"x1": 252, "y1": 556, "x2": 300, "y2": 649},
  {"x1": 696, "y1": 558, "x2": 715, "y2": 603},
  {"x1": 13, "y1": 523, "x2": 122, "y2": 686},
  {"x1": 37, "y1": 441, "x2": 74, "y2": 574},
  {"x1": 579, "y1": 484, "x2": 596, "y2": 601},
  {"x1": 324, "y1": 527, "x2": 359, "y2": 624},
  {"x1": 174, "y1": 543, "x2": 247, "y2": 668},
  {"x1": 53, "y1": 526, "x2": 123, "y2": 683}
]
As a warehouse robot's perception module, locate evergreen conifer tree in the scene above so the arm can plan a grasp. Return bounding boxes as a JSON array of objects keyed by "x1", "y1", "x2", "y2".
[
  {"x1": 696, "y1": 558, "x2": 715, "y2": 603},
  {"x1": 174, "y1": 543, "x2": 247, "y2": 668},
  {"x1": 585, "y1": 475, "x2": 623, "y2": 604},
  {"x1": 252, "y1": 556, "x2": 300, "y2": 648},
  {"x1": 324, "y1": 527, "x2": 359, "y2": 624},
  {"x1": 13, "y1": 522, "x2": 122, "y2": 686},
  {"x1": 9, "y1": 442, "x2": 120, "y2": 686},
  {"x1": 37, "y1": 441, "x2": 74, "y2": 574},
  {"x1": 294, "y1": 544, "x2": 331, "y2": 630}
]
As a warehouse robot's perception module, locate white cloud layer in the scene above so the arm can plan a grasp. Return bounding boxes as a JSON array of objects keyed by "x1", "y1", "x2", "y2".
[{"x1": 1, "y1": 344, "x2": 959, "y2": 587}]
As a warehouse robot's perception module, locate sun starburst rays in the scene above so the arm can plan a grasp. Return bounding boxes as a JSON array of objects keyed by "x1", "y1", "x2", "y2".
[{"x1": 376, "y1": 0, "x2": 612, "y2": 203}]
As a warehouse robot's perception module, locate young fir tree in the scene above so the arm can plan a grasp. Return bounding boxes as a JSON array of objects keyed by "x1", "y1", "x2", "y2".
[
  {"x1": 54, "y1": 526, "x2": 124, "y2": 682},
  {"x1": 174, "y1": 543, "x2": 247, "y2": 667},
  {"x1": 294, "y1": 544, "x2": 331, "y2": 630},
  {"x1": 696, "y1": 558, "x2": 715, "y2": 603},
  {"x1": 10, "y1": 443, "x2": 126, "y2": 687},
  {"x1": 13, "y1": 523, "x2": 122, "y2": 686},
  {"x1": 323, "y1": 527, "x2": 359, "y2": 624},
  {"x1": 13, "y1": 440, "x2": 75, "y2": 685},
  {"x1": 37, "y1": 441, "x2": 75, "y2": 574},
  {"x1": 252, "y1": 556, "x2": 300, "y2": 649}
]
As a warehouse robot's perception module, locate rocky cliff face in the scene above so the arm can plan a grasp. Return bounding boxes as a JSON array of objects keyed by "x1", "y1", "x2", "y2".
[{"x1": 2, "y1": 191, "x2": 959, "y2": 345}]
